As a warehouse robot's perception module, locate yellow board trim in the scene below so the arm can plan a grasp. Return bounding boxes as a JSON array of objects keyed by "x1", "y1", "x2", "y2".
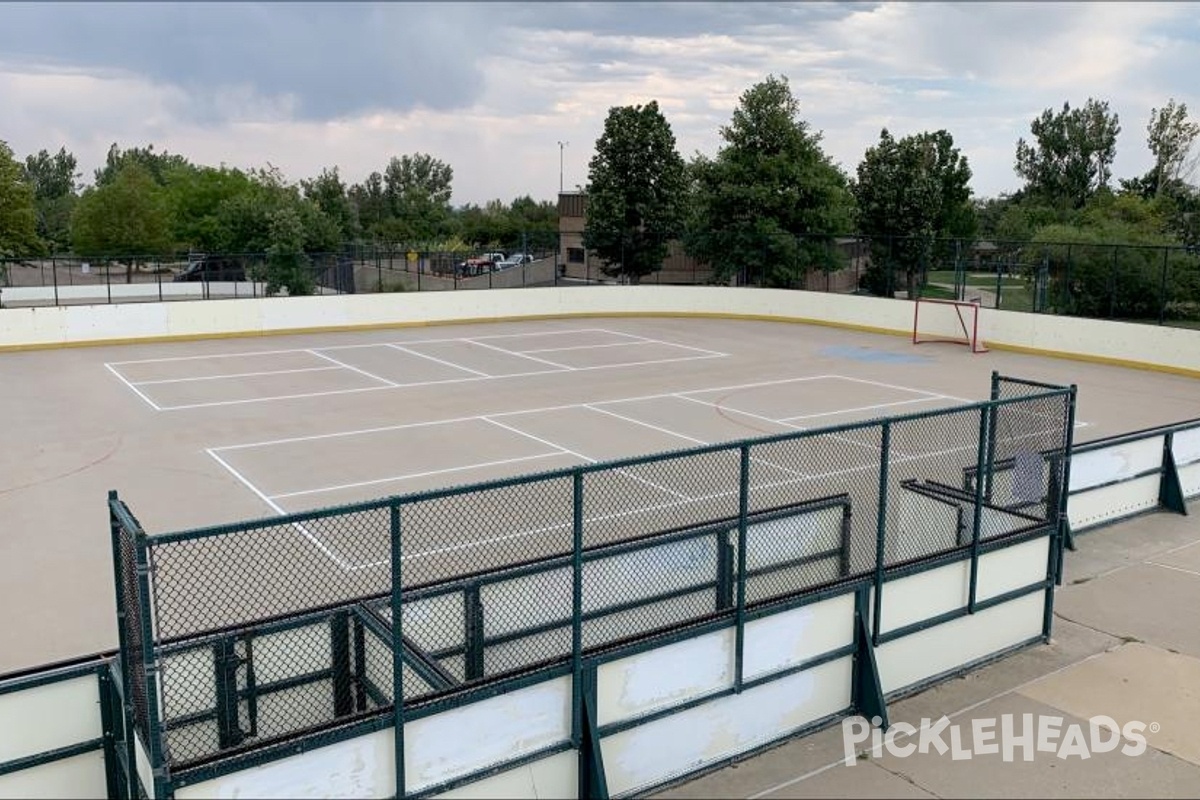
[{"x1": 2, "y1": 305, "x2": 1198, "y2": 378}]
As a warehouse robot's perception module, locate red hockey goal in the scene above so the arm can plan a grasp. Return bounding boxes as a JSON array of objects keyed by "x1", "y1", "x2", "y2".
[{"x1": 912, "y1": 297, "x2": 988, "y2": 353}]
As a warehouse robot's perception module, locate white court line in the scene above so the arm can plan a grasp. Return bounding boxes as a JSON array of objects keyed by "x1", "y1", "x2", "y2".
[
  {"x1": 206, "y1": 448, "x2": 354, "y2": 570},
  {"x1": 312, "y1": 327, "x2": 618, "y2": 354},
  {"x1": 467, "y1": 338, "x2": 574, "y2": 370},
  {"x1": 131, "y1": 366, "x2": 343, "y2": 386},
  {"x1": 146, "y1": 352, "x2": 726, "y2": 411},
  {"x1": 672, "y1": 394, "x2": 802, "y2": 431},
  {"x1": 104, "y1": 328, "x2": 609, "y2": 365},
  {"x1": 828, "y1": 374, "x2": 971, "y2": 403},
  {"x1": 306, "y1": 349, "x2": 400, "y2": 387},
  {"x1": 269, "y1": 452, "x2": 567, "y2": 500},
  {"x1": 209, "y1": 376, "x2": 838, "y2": 452},
  {"x1": 520, "y1": 341, "x2": 642, "y2": 354},
  {"x1": 104, "y1": 363, "x2": 162, "y2": 411},
  {"x1": 673, "y1": 393, "x2": 900, "y2": 461},
  {"x1": 592, "y1": 328, "x2": 729, "y2": 358},
  {"x1": 386, "y1": 343, "x2": 492, "y2": 377},
  {"x1": 483, "y1": 416, "x2": 693, "y2": 501},
  {"x1": 586, "y1": 403, "x2": 811, "y2": 483},
  {"x1": 1145, "y1": 561, "x2": 1200, "y2": 580},
  {"x1": 777, "y1": 395, "x2": 950, "y2": 423},
  {"x1": 585, "y1": 404, "x2": 713, "y2": 447}
]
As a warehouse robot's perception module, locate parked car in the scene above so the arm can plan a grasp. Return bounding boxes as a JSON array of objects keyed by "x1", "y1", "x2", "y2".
[
  {"x1": 496, "y1": 253, "x2": 534, "y2": 269},
  {"x1": 175, "y1": 257, "x2": 246, "y2": 282}
]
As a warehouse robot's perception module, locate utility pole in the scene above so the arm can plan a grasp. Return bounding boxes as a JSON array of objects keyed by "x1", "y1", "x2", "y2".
[{"x1": 557, "y1": 141, "x2": 568, "y2": 194}]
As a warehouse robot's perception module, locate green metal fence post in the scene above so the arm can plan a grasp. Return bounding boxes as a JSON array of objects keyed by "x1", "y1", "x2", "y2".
[
  {"x1": 97, "y1": 665, "x2": 126, "y2": 800},
  {"x1": 1044, "y1": 386, "x2": 1079, "y2": 636},
  {"x1": 572, "y1": 469, "x2": 584, "y2": 749},
  {"x1": 390, "y1": 502, "x2": 405, "y2": 799},
  {"x1": 134, "y1": 527, "x2": 169, "y2": 798},
  {"x1": 985, "y1": 371, "x2": 1001, "y2": 501},
  {"x1": 735, "y1": 444, "x2": 750, "y2": 691},
  {"x1": 464, "y1": 584, "x2": 485, "y2": 681},
  {"x1": 578, "y1": 666, "x2": 609, "y2": 800},
  {"x1": 330, "y1": 612, "x2": 353, "y2": 717},
  {"x1": 716, "y1": 529, "x2": 734, "y2": 611},
  {"x1": 1159, "y1": 247, "x2": 1170, "y2": 326},
  {"x1": 107, "y1": 491, "x2": 139, "y2": 799},
  {"x1": 872, "y1": 422, "x2": 891, "y2": 645},
  {"x1": 968, "y1": 403, "x2": 990, "y2": 613},
  {"x1": 1109, "y1": 245, "x2": 1118, "y2": 319},
  {"x1": 214, "y1": 637, "x2": 244, "y2": 749},
  {"x1": 1055, "y1": 386, "x2": 1080, "y2": 581}
]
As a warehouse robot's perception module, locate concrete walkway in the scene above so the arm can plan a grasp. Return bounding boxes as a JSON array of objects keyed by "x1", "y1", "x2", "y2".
[{"x1": 653, "y1": 504, "x2": 1200, "y2": 799}]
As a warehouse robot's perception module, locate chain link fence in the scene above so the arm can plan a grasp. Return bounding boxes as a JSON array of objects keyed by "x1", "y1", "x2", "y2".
[
  {"x1": 6, "y1": 235, "x2": 1198, "y2": 328},
  {"x1": 110, "y1": 375, "x2": 1073, "y2": 772}
]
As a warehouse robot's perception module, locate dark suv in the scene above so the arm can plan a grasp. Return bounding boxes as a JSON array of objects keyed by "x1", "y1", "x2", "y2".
[{"x1": 175, "y1": 257, "x2": 246, "y2": 282}]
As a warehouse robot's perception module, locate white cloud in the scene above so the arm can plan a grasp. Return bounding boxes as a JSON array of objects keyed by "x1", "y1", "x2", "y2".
[{"x1": 1, "y1": 1, "x2": 1197, "y2": 205}]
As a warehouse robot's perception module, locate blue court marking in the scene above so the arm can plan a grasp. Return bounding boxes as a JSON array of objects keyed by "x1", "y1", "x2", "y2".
[{"x1": 819, "y1": 345, "x2": 934, "y2": 365}]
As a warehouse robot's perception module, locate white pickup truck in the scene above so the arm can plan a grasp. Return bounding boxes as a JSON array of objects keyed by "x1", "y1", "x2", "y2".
[{"x1": 496, "y1": 253, "x2": 534, "y2": 269}]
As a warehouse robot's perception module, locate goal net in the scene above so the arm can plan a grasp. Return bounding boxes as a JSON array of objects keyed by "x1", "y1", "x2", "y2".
[{"x1": 912, "y1": 297, "x2": 988, "y2": 353}]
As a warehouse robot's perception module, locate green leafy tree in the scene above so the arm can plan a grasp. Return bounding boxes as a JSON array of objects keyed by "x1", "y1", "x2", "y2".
[
  {"x1": 852, "y1": 128, "x2": 976, "y2": 296},
  {"x1": 210, "y1": 166, "x2": 340, "y2": 256},
  {"x1": 71, "y1": 163, "x2": 174, "y2": 281},
  {"x1": 1033, "y1": 193, "x2": 1184, "y2": 321},
  {"x1": 1014, "y1": 98, "x2": 1120, "y2": 210},
  {"x1": 582, "y1": 100, "x2": 688, "y2": 284},
  {"x1": 1147, "y1": 99, "x2": 1200, "y2": 196},
  {"x1": 22, "y1": 147, "x2": 79, "y2": 251},
  {"x1": 0, "y1": 140, "x2": 40, "y2": 259},
  {"x1": 376, "y1": 154, "x2": 455, "y2": 243},
  {"x1": 507, "y1": 195, "x2": 559, "y2": 253},
  {"x1": 163, "y1": 164, "x2": 256, "y2": 253},
  {"x1": 94, "y1": 142, "x2": 191, "y2": 187},
  {"x1": 684, "y1": 75, "x2": 855, "y2": 287},
  {"x1": 348, "y1": 172, "x2": 388, "y2": 238},
  {"x1": 264, "y1": 206, "x2": 314, "y2": 296},
  {"x1": 302, "y1": 166, "x2": 359, "y2": 241}
]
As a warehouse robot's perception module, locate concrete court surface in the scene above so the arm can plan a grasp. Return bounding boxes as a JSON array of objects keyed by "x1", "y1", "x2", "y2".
[
  {"x1": 1, "y1": 314, "x2": 1198, "y2": 679},
  {"x1": 652, "y1": 503, "x2": 1200, "y2": 799}
]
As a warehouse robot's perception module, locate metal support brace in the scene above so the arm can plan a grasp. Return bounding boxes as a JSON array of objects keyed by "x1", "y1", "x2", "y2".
[
  {"x1": 1160, "y1": 432, "x2": 1188, "y2": 516},
  {"x1": 852, "y1": 588, "x2": 888, "y2": 731},
  {"x1": 578, "y1": 667, "x2": 609, "y2": 800}
]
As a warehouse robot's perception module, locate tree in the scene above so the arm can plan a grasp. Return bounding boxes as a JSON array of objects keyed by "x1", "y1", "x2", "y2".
[
  {"x1": 263, "y1": 206, "x2": 314, "y2": 296},
  {"x1": 684, "y1": 75, "x2": 855, "y2": 287},
  {"x1": 302, "y1": 166, "x2": 359, "y2": 242},
  {"x1": 71, "y1": 163, "x2": 174, "y2": 281},
  {"x1": 582, "y1": 100, "x2": 688, "y2": 284},
  {"x1": 1014, "y1": 98, "x2": 1120, "y2": 210},
  {"x1": 1145, "y1": 99, "x2": 1200, "y2": 197},
  {"x1": 162, "y1": 164, "x2": 256, "y2": 253},
  {"x1": 0, "y1": 140, "x2": 40, "y2": 259},
  {"x1": 94, "y1": 143, "x2": 191, "y2": 187},
  {"x1": 349, "y1": 172, "x2": 388, "y2": 238},
  {"x1": 210, "y1": 166, "x2": 341, "y2": 256},
  {"x1": 852, "y1": 128, "x2": 976, "y2": 296},
  {"x1": 377, "y1": 154, "x2": 455, "y2": 242},
  {"x1": 22, "y1": 147, "x2": 79, "y2": 251}
]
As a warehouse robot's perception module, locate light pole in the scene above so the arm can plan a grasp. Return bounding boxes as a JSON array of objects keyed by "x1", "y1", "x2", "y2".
[{"x1": 557, "y1": 140, "x2": 568, "y2": 194}]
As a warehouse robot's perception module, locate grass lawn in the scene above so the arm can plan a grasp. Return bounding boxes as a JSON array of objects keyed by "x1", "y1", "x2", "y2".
[{"x1": 926, "y1": 269, "x2": 1029, "y2": 288}]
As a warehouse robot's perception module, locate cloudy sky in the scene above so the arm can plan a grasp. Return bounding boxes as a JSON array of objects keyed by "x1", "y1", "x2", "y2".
[{"x1": 2, "y1": 1, "x2": 1197, "y2": 207}]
